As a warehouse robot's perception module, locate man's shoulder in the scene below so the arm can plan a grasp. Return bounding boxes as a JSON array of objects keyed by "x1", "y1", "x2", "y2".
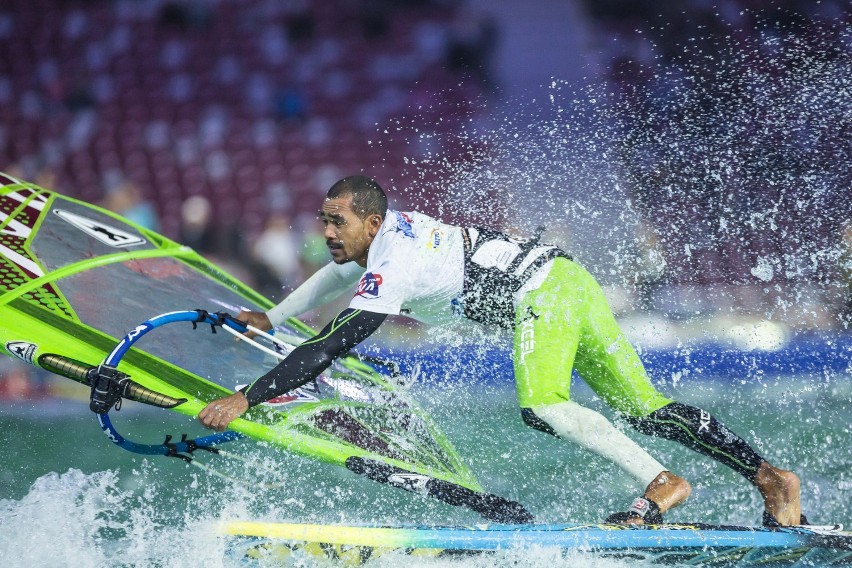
[
  {"x1": 372, "y1": 211, "x2": 460, "y2": 264},
  {"x1": 380, "y1": 210, "x2": 425, "y2": 239},
  {"x1": 383, "y1": 210, "x2": 459, "y2": 233}
]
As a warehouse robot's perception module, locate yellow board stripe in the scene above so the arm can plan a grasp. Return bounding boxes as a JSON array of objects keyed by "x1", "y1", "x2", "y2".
[{"x1": 222, "y1": 521, "x2": 414, "y2": 548}]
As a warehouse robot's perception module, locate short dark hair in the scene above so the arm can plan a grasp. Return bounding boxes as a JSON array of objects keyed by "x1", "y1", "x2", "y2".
[{"x1": 327, "y1": 176, "x2": 388, "y2": 219}]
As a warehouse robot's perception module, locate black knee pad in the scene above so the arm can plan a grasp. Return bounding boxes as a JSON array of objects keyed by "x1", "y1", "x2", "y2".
[{"x1": 520, "y1": 408, "x2": 557, "y2": 437}]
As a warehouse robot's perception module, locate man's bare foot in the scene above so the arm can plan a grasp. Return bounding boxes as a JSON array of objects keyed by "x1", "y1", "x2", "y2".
[
  {"x1": 755, "y1": 462, "x2": 801, "y2": 525},
  {"x1": 617, "y1": 471, "x2": 692, "y2": 525},
  {"x1": 645, "y1": 471, "x2": 692, "y2": 512}
]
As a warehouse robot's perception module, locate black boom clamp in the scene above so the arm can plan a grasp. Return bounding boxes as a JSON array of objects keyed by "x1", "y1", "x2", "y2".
[{"x1": 88, "y1": 364, "x2": 132, "y2": 413}]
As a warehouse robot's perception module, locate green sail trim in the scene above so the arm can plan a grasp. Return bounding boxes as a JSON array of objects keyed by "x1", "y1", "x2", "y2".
[{"x1": 0, "y1": 179, "x2": 483, "y2": 493}]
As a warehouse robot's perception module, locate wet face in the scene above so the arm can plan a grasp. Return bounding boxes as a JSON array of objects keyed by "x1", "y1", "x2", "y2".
[{"x1": 320, "y1": 194, "x2": 383, "y2": 267}]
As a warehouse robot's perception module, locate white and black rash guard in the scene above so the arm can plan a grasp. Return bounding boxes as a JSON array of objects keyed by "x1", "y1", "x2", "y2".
[{"x1": 243, "y1": 210, "x2": 567, "y2": 407}]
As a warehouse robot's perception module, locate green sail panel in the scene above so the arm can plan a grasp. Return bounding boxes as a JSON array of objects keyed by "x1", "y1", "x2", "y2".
[{"x1": 0, "y1": 175, "x2": 481, "y2": 493}]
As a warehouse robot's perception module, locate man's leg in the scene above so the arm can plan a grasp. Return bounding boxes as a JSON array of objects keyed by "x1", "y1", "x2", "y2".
[
  {"x1": 525, "y1": 401, "x2": 668, "y2": 484},
  {"x1": 514, "y1": 259, "x2": 690, "y2": 522},
  {"x1": 524, "y1": 402, "x2": 692, "y2": 524},
  {"x1": 561, "y1": 261, "x2": 802, "y2": 526},
  {"x1": 627, "y1": 402, "x2": 803, "y2": 525}
]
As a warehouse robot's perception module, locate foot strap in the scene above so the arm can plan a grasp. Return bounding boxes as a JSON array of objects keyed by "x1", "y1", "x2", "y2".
[
  {"x1": 605, "y1": 497, "x2": 663, "y2": 524},
  {"x1": 763, "y1": 510, "x2": 810, "y2": 528}
]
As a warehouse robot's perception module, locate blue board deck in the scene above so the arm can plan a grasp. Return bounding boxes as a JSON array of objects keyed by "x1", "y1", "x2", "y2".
[{"x1": 223, "y1": 521, "x2": 852, "y2": 566}]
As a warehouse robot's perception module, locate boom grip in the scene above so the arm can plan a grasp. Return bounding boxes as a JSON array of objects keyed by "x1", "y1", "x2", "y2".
[
  {"x1": 38, "y1": 353, "x2": 187, "y2": 409},
  {"x1": 124, "y1": 381, "x2": 186, "y2": 408},
  {"x1": 38, "y1": 353, "x2": 92, "y2": 385}
]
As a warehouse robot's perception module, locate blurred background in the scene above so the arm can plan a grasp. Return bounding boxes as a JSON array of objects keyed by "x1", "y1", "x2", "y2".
[
  {"x1": 1, "y1": 4, "x2": 851, "y2": 563},
  {"x1": 1, "y1": 0, "x2": 851, "y2": 398}
]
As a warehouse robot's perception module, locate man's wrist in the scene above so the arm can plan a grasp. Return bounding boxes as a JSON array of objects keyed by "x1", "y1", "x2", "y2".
[
  {"x1": 262, "y1": 310, "x2": 277, "y2": 328},
  {"x1": 237, "y1": 385, "x2": 255, "y2": 408}
]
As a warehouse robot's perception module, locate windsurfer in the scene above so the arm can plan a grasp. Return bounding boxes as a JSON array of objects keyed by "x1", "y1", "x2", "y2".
[{"x1": 199, "y1": 176, "x2": 803, "y2": 527}]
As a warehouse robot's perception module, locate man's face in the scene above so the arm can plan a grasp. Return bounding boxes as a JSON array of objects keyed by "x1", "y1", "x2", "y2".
[{"x1": 320, "y1": 194, "x2": 382, "y2": 267}]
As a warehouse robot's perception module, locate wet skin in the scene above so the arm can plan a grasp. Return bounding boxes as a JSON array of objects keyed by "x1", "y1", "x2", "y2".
[
  {"x1": 199, "y1": 194, "x2": 384, "y2": 432},
  {"x1": 320, "y1": 195, "x2": 383, "y2": 267}
]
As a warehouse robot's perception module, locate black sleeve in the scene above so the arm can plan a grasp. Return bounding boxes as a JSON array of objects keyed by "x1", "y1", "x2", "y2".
[{"x1": 241, "y1": 308, "x2": 387, "y2": 407}]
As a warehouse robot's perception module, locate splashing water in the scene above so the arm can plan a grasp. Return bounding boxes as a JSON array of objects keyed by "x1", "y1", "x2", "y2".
[
  {"x1": 378, "y1": 11, "x2": 851, "y2": 329},
  {"x1": 0, "y1": 468, "x2": 224, "y2": 567},
  {"x1": 1, "y1": 374, "x2": 849, "y2": 567},
  {"x1": 0, "y1": 472, "x2": 642, "y2": 568},
  {"x1": 2, "y1": 7, "x2": 850, "y2": 568}
]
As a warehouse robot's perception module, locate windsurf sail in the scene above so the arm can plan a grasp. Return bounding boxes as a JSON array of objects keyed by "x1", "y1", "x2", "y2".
[
  {"x1": 223, "y1": 520, "x2": 852, "y2": 566},
  {"x1": 0, "y1": 173, "x2": 530, "y2": 522}
]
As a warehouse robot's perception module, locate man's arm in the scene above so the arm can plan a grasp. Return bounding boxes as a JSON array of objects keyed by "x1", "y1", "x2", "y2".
[
  {"x1": 198, "y1": 308, "x2": 387, "y2": 431},
  {"x1": 266, "y1": 261, "x2": 363, "y2": 325}
]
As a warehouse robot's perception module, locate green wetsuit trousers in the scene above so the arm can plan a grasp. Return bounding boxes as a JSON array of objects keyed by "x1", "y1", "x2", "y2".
[
  {"x1": 512, "y1": 257, "x2": 767, "y2": 483},
  {"x1": 513, "y1": 257, "x2": 671, "y2": 416}
]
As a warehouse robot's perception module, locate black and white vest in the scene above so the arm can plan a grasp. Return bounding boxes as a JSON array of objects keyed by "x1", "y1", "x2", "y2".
[{"x1": 460, "y1": 227, "x2": 571, "y2": 328}]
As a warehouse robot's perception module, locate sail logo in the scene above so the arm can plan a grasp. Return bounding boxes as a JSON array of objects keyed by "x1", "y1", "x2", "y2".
[
  {"x1": 54, "y1": 209, "x2": 146, "y2": 248},
  {"x1": 387, "y1": 473, "x2": 430, "y2": 494},
  {"x1": 355, "y1": 272, "x2": 383, "y2": 298},
  {"x1": 258, "y1": 382, "x2": 320, "y2": 406},
  {"x1": 0, "y1": 189, "x2": 73, "y2": 316},
  {"x1": 2, "y1": 188, "x2": 47, "y2": 211},
  {"x1": 1, "y1": 214, "x2": 35, "y2": 239},
  {"x1": 0, "y1": 189, "x2": 49, "y2": 278},
  {"x1": 5, "y1": 341, "x2": 37, "y2": 364}
]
